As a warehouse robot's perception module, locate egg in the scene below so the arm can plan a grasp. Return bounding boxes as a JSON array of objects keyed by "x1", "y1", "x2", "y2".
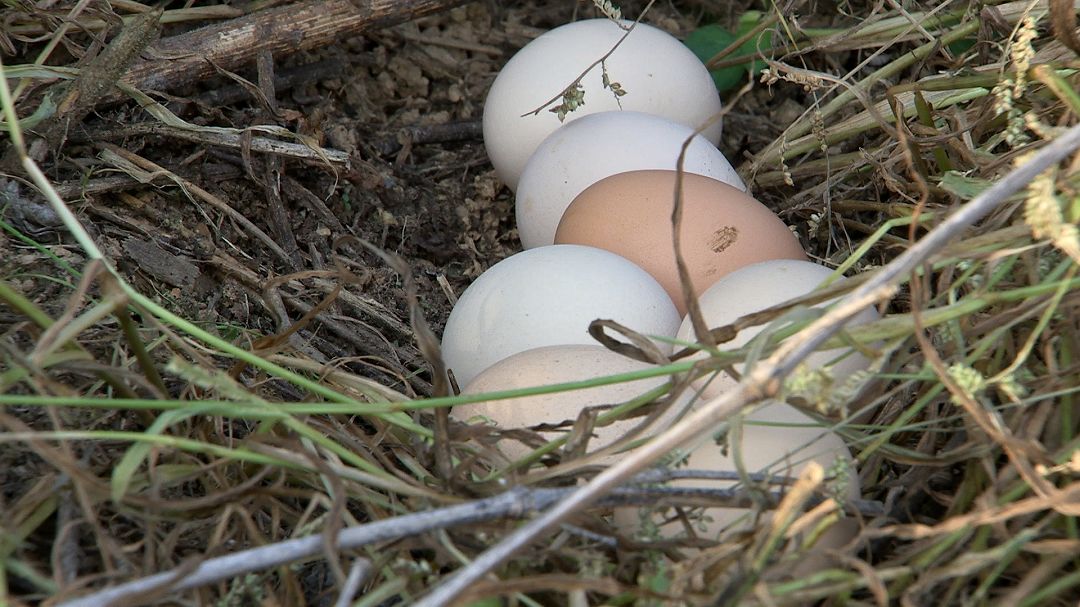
[
  {"x1": 554, "y1": 170, "x2": 806, "y2": 315},
  {"x1": 451, "y1": 344, "x2": 685, "y2": 463},
  {"x1": 676, "y1": 259, "x2": 880, "y2": 400},
  {"x1": 606, "y1": 261, "x2": 873, "y2": 565},
  {"x1": 440, "y1": 245, "x2": 681, "y2": 388},
  {"x1": 516, "y1": 111, "x2": 744, "y2": 250},
  {"x1": 483, "y1": 19, "x2": 724, "y2": 191},
  {"x1": 612, "y1": 400, "x2": 858, "y2": 546}
]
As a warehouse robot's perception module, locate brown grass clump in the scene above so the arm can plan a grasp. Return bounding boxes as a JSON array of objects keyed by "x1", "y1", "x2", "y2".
[{"x1": 1, "y1": 0, "x2": 1079, "y2": 605}]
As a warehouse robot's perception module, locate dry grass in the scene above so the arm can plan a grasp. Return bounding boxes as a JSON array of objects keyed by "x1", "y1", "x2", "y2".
[{"x1": 1, "y1": 0, "x2": 1079, "y2": 605}]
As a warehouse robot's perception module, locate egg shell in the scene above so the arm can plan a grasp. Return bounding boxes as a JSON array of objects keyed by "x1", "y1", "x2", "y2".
[
  {"x1": 451, "y1": 345, "x2": 684, "y2": 462},
  {"x1": 516, "y1": 111, "x2": 744, "y2": 250},
  {"x1": 483, "y1": 19, "x2": 724, "y2": 190},
  {"x1": 441, "y1": 245, "x2": 681, "y2": 388},
  {"x1": 676, "y1": 259, "x2": 880, "y2": 400},
  {"x1": 554, "y1": 170, "x2": 806, "y2": 315},
  {"x1": 612, "y1": 400, "x2": 859, "y2": 556}
]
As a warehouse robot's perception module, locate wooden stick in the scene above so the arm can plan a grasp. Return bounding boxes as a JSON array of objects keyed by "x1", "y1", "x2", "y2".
[{"x1": 114, "y1": 0, "x2": 470, "y2": 101}]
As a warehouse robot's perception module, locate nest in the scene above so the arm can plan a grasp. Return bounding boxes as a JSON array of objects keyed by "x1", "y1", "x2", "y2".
[{"x1": 1, "y1": 0, "x2": 1078, "y2": 605}]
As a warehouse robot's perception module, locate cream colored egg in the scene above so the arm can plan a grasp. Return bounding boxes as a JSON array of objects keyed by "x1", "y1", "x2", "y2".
[
  {"x1": 678, "y1": 259, "x2": 880, "y2": 400},
  {"x1": 483, "y1": 19, "x2": 724, "y2": 190},
  {"x1": 617, "y1": 399, "x2": 859, "y2": 535},
  {"x1": 451, "y1": 344, "x2": 686, "y2": 463}
]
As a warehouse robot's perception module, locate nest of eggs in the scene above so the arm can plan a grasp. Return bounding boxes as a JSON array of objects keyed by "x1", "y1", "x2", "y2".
[{"x1": 1, "y1": 0, "x2": 1078, "y2": 605}]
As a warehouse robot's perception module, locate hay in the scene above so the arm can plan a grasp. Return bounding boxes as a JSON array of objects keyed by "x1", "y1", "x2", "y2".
[{"x1": 1, "y1": 0, "x2": 1079, "y2": 605}]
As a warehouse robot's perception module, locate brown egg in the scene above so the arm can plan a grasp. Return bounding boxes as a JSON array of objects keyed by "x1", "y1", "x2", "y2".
[{"x1": 554, "y1": 170, "x2": 807, "y2": 315}]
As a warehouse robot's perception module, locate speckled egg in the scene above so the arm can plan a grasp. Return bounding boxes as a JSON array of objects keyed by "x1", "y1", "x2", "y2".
[{"x1": 555, "y1": 170, "x2": 806, "y2": 314}]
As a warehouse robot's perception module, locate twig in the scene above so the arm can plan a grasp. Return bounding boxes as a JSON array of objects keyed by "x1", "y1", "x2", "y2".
[
  {"x1": 334, "y1": 558, "x2": 373, "y2": 607},
  {"x1": 100, "y1": 0, "x2": 471, "y2": 106},
  {"x1": 54, "y1": 487, "x2": 542, "y2": 607},
  {"x1": 3, "y1": 5, "x2": 240, "y2": 38},
  {"x1": 520, "y1": 0, "x2": 657, "y2": 118},
  {"x1": 252, "y1": 50, "x2": 302, "y2": 269},
  {"x1": 54, "y1": 480, "x2": 885, "y2": 607},
  {"x1": 413, "y1": 121, "x2": 1080, "y2": 607},
  {"x1": 675, "y1": 82, "x2": 751, "y2": 350},
  {"x1": 3, "y1": 9, "x2": 162, "y2": 168},
  {"x1": 81, "y1": 122, "x2": 350, "y2": 165},
  {"x1": 397, "y1": 31, "x2": 504, "y2": 56},
  {"x1": 374, "y1": 120, "x2": 483, "y2": 156},
  {"x1": 194, "y1": 59, "x2": 344, "y2": 109}
]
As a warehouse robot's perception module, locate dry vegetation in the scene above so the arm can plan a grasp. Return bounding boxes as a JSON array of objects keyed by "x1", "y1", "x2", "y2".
[{"x1": 1, "y1": 0, "x2": 1079, "y2": 605}]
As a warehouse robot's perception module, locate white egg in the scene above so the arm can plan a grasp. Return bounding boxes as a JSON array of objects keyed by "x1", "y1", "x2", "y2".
[
  {"x1": 678, "y1": 259, "x2": 880, "y2": 399},
  {"x1": 515, "y1": 111, "x2": 744, "y2": 250},
  {"x1": 613, "y1": 400, "x2": 858, "y2": 545},
  {"x1": 483, "y1": 19, "x2": 724, "y2": 191},
  {"x1": 441, "y1": 245, "x2": 681, "y2": 387},
  {"x1": 452, "y1": 344, "x2": 686, "y2": 463}
]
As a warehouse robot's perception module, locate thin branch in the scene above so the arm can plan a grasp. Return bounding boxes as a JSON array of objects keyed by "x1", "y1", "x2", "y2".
[
  {"x1": 334, "y1": 558, "x2": 373, "y2": 607},
  {"x1": 520, "y1": 0, "x2": 657, "y2": 118},
  {"x1": 413, "y1": 122, "x2": 1080, "y2": 607},
  {"x1": 55, "y1": 475, "x2": 885, "y2": 607},
  {"x1": 82, "y1": 122, "x2": 350, "y2": 165},
  {"x1": 104, "y1": 0, "x2": 471, "y2": 106},
  {"x1": 55, "y1": 487, "x2": 545, "y2": 607}
]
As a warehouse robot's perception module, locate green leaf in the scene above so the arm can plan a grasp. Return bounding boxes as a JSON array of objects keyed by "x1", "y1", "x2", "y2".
[
  {"x1": 0, "y1": 92, "x2": 57, "y2": 132},
  {"x1": 685, "y1": 25, "x2": 742, "y2": 92},
  {"x1": 939, "y1": 170, "x2": 992, "y2": 201},
  {"x1": 947, "y1": 37, "x2": 977, "y2": 55},
  {"x1": 684, "y1": 11, "x2": 774, "y2": 93},
  {"x1": 110, "y1": 409, "x2": 194, "y2": 502}
]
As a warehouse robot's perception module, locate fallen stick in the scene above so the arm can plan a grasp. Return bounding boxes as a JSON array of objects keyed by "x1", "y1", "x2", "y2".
[
  {"x1": 111, "y1": 0, "x2": 471, "y2": 103},
  {"x1": 83, "y1": 122, "x2": 350, "y2": 164},
  {"x1": 54, "y1": 476, "x2": 885, "y2": 607}
]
